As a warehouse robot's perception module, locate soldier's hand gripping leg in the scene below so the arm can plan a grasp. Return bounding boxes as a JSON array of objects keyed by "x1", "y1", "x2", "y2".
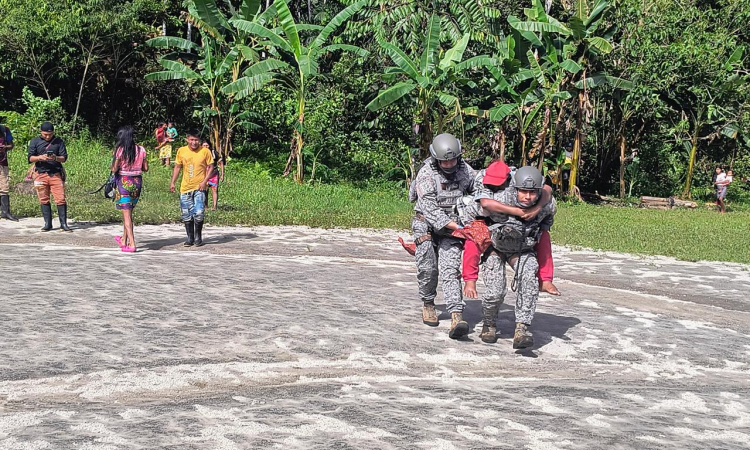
[
  {"x1": 414, "y1": 217, "x2": 439, "y2": 326},
  {"x1": 510, "y1": 253, "x2": 539, "y2": 349},
  {"x1": 480, "y1": 252, "x2": 506, "y2": 343},
  {"x1": 439, "y1": 237, "x2": 468, "y2": 339}
]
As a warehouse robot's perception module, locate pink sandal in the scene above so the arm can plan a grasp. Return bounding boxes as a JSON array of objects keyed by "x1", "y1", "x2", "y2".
[
  {"x1": 114, "y1": 236, "x2": 125, "y2": 248},
  {"x1": 121, "y1": 246, "x2": 136, "y2": 253}
]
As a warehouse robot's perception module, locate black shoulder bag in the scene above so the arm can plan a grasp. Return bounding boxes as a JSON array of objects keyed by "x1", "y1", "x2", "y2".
[{"x1": 89, "y1": 152, "x2": 118, "y2": 200}]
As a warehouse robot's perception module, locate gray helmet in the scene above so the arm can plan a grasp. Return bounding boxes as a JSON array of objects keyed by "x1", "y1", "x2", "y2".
[
  {"x1": 429, "y1": 133, "x2": 463, "y2": 161},
  {"x1": 513, "y1": 166, "x2": 544, "y2": 191}
]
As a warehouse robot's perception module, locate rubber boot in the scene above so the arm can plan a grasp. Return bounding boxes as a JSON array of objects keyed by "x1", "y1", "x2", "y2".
[
  {"x1": 422, "y1": 303, "x2": 438, "y2": 327},
  {"x1": 58, "y1": 204, "x2": 72, "y2": 232},
  {"x1": 194, "y1": 220, "x2": 204, "y2": 247},
  {"x1": 513, "y1": 322, "x2": 534, "y2": 349},
  {"x1": 0, "y1": 195, "x2": 18, "y2": 221},
  {"x1": 183, "y1": 220, "x2": 195, "y2": 246},
  {"x1": 448, "y1": 312, "x2": 469, "y2": 339},
  {"x1": 40, "y1": 204, "x2": 53, "y2": 232}
]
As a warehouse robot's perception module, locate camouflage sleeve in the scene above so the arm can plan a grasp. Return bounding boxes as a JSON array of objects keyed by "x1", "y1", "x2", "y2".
[
  {"x1": 415, "y1": 169, "x2": 452, "y2": 230},
  {"x1": 462, "y1": 162, "x2": 477, "y2": 194},
  {"x1": 538, "y1": 197, "x2": 557, "y2": 230},
  {"x1": 473, "y1": 170, "x2": 494, "y2": 201}
]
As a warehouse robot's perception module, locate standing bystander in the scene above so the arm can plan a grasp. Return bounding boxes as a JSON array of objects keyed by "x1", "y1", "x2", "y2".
[
  {"x1": 0, "y1": 122, "x2": 18, "y2": 221},
  {"x1": 170, "y1": 130, "x2": 214, "y2": 247},
  {"x1": 28, "y1": 122, "x2": 71, "y2": 232}
]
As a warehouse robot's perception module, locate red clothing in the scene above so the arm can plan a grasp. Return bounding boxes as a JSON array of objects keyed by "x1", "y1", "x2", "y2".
[
  {"x1": 461, "y1": 229, "x2": 554, "y2": 282},
  {"x1": 155, "y1": 128, "x2": 166, "y2": 144}
]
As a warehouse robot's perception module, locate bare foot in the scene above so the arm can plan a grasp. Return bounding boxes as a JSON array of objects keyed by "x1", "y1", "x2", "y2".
[
  {"x1": 463, "y1": 280, "x2": 478, "y2": 299},
  {"x1": 540, "y1": 280, "x2": 561, "y2": 296}
]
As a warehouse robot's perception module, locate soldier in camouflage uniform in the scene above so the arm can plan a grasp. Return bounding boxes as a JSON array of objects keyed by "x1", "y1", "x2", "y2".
[
  {"x1": 411, "y1": 133, "x2": 475, "y2": 339},
  {"x1": 474, "y1": 166, "x2": 557, "y2": 349}
]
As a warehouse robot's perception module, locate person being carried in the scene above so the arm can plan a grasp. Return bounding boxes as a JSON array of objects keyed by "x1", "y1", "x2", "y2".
[
  {"x1": 459, "y1": 161, "x2": 560, "y2": 298},
  {"x1": 166, "y1": 122, "x2": 178, "y2": 142},
  {"x1": 714, "y1": 166, "x2": 730, "y2": 214},
  {"x1": 474, "y1": 166, "x2": 557, "y2": 349},
  {"x1": 170, "y1": 130, "x2": 214, "y2": 247}
]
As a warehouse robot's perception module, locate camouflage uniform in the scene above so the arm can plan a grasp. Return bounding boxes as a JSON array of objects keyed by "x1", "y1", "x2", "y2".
[
  {"x1": 470, "y1": 178, "x2": 557, "y2": 327},
  {"x1": 411, "y1": 158, "x2": 475, "y2": 313}
]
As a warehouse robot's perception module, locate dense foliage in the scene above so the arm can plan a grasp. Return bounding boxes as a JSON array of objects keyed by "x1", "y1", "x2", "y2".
[{"x1": 0, "y1": 0, "x2": 747, "y2": 201}]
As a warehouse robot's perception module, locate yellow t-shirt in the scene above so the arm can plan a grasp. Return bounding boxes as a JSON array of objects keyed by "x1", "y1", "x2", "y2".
[{"x1": 175, "y1": 146, "x2": 214, "y2": 193}]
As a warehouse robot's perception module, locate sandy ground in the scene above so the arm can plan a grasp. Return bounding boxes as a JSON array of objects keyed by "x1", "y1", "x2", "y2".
[{"x1": 1, "y1": 218, "x2": 749, "y2": 449}]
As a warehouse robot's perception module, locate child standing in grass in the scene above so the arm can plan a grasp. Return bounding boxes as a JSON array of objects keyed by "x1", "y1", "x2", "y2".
[
  {"x1": 715, "y1": 167, "x2": 729, "y2": 214},
  {"x1": 202, "y1": 141, "x2": 224, "y2": 211}
]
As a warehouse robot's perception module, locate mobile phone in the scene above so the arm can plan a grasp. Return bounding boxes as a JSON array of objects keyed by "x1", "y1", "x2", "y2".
[{"x1": 46, "y1": 150, "x2": 55, "y2": 157}]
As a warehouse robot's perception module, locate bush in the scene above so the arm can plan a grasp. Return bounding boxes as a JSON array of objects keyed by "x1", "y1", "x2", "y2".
[{"x1": 0, "y1": 87, "x2": 75, "y2": 146}]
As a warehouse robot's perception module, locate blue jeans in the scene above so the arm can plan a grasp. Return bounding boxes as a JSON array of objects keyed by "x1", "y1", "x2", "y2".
[{"x1": 180, "y1": 189, "x2": 206, "y2": 222}]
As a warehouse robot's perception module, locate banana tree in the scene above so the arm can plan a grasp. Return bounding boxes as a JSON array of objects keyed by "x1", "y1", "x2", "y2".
[
  {"x1": 366, "y1": 14, "x2": 495, "y2": 163},
  {"x1": 511, "y1": 0, "x2": 631, "y2": 194},
  {"x1": 224, "y1": 0, "x2": 368, "y2": 183},
  {"x1": 146, "y1": 0, "x2": 273, "y2": 160}
]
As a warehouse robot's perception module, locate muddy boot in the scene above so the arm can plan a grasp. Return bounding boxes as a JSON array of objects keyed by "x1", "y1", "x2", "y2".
[
  {"x1": 183, "y1": 220, "x2": 195, "y2": 246},
  {"x1": 40, "y1": 204, "x2": 53, "y2": 232},
  {"x1": 448, "y1": 312, "x2": 469, "y2": 339},
  {"x1": 194, "y1": 220, "x2": 204, "y2": 247},
  {"x1": 513, "y1": 322, "x2": 534, "y2": 349},
  {"x1": 422, "y1": 303, "x2": 438, "y2": 327},
  {"x1": 480, "y1": 324, "x2": 498, "y2": 343},
  {"x1": 58, "y1": 204, "x2": 72, "y2": 232},
  {"x1": 0, "y1": 195, "x2": 18, "y2": 221}
]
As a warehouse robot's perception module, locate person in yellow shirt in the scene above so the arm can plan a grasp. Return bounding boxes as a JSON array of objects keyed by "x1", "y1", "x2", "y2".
[{"x1": 170, "y1": 130, "x2": 214, "y2": 247}]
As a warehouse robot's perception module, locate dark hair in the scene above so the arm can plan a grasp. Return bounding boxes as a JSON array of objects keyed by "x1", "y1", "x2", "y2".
[
  {"x1": 186, "y1": 129, "x2": 201, "y2": 138},
  {"x1": 116, "y1": 126, "x2": 137, "y2": 165}
]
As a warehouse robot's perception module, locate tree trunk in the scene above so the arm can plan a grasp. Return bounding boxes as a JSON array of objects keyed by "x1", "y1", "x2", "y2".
[
  {"x1": 521, "y1": 133, "x2": 527, "y2": 166},
  {"x1": 418, "y1": 105, "x2": 433, "y2": 160},
  {"x1": 284, "y1": 92, "x2": 306, "y2": 183},
  {"x1": 619, "y1": 131, "x2": 627, "y2": 199},
  {"x1": 71, "y1": 42, "x2": 96, "y2": 137},
  {"x1": 499, "y1": 125, "x2": 506, "y2": 162},
  {"x1": 681, "y1": 129, "x2": 699, "y2": 199},
  {"x1": 568, "y1": 91, "x2": 585, "y2": 194}
]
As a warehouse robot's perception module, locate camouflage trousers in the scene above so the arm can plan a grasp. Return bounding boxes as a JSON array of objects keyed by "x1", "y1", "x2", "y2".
[
  {"x1": 412, "y1": 217, "x2": 465, "y2": 313},
  {"x1": 481, "y1": 251, "x2": 539, "y2": 326}
]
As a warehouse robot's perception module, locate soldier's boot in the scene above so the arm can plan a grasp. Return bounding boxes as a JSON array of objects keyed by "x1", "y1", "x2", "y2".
[
  {"x1": 40, "y1": 203, "x2": 53, "y2": 232},
  {"x1": 480, "y1": 306, "x2": 499, "y2": 343},
  {"x1": 480, "y1": 324, "x2": 498, "y2": 343},
  {"x1": 183, "y1": 220, "x2": 195, "y2": 246},
  {"x1": 448, "y1": 312, "x2": 469, "y2": 339},
  {"x1": 194, "y1": 220, "x2": 204, "y2": 247},
  {"x1": 513, "y1": 322, "x2": 534, "y2": 349},
  {"x1": 58, "y1": 204, "x2": 72, "y2": 232},
  {"x1": 0, "y1": 195, "x2": 18, "y2": 221},
  {"x1": 422, "y1": 303, "x2": 439, "y2": 327}
]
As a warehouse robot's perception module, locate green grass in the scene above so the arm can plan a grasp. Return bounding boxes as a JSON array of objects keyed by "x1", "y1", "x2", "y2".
[
  {"x1": 7, "y1": 138, "x2": 750, "y2": 264},
  {"x1": 552, "y1": 203, "x2": 750, "y2": 264}
]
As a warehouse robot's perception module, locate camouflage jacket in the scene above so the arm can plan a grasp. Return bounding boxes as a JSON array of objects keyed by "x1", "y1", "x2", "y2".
[{"x1": 412, "y1": 158, "x2": 476, "y2": 232}]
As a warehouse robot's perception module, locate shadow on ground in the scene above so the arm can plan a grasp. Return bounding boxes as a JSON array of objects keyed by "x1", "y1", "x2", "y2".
[{"x1": 438, "y1": 299, "x2": 581, "y2": 351}]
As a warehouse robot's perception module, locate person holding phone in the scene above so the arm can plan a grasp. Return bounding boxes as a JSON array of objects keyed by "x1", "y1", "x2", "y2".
[{"x1": 28, "y1": 121, "x2": 71, "y2": 232}]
